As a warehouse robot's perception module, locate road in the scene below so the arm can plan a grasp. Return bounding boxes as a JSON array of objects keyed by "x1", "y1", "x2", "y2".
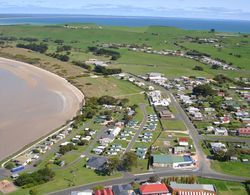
[{"x1": 124, "y1": 103, "x2": 148, "y2": 153}]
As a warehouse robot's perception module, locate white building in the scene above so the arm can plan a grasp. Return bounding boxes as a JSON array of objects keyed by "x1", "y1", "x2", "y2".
[{"x1": 214, "y1": 127, "x2": 228, "y2": 136}]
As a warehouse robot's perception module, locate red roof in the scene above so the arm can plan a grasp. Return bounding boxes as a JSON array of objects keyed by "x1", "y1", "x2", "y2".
[
  {"x1": 179, "y1": 137, "x2": 188, "y2": 142},
  {"x1": 95, "y1": 188, "x2": 113, "y2": 195},
  {"x1": 140, "y1": 183, "x2": 168, "y2": 194},
  {"x1": 238, "y1": 128, "x2": 250, "y2": 134}
]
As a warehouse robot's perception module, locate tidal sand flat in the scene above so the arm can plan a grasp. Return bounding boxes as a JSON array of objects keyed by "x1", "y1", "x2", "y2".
[{"x1": 0, "y1": 57, "x2": 84, "y2": 161}]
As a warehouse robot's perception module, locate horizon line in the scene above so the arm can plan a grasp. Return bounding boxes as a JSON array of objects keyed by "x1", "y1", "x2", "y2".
[{"x1": 0, "y1": 13, "x2": 250, "y2": 22}]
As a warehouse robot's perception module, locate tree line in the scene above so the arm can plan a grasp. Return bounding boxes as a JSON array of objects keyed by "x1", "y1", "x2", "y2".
[
  {"x1": 88, "y1": 46, "x2": 121, "y2": 60},
  {"x1": 16, "y1": 43, "x2": 48, "y2": 53}
]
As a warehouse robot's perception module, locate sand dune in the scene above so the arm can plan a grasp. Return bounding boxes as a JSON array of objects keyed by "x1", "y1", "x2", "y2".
[{"x1": 0, "y1": 57, "x2": 84, "y2": 161}]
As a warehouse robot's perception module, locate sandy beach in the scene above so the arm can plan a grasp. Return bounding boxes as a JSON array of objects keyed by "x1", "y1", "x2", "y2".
[{"x1": 0, "y1": 57, "x2": 84, "y2": 161}]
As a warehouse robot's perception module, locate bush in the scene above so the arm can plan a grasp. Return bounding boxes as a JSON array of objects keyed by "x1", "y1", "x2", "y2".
[
  {"x1": 193, "y1": 84, "x2": 215, "y2": 97},
  {"x1": 59, "y1": 143, "x2": 77, "y2": 155},
  {"x1": 5, "y1": 162, "x2": 16, "y2": 170},
  {"x1": 193, "y1": 66, "x2": 204, "y2": 71},
  {"x1": 72, "y1": 61, "x2": 92, "y2": 71},
  {"x1": 15, "y1": 167, "x2": 55, "y2": 187},
  {"x1": 16, "y1": 43, "x2": 48, "y2": 53},
  {"x1": 94, "y1": 66, "x2": 122, "y2": 75},
  {"x1": 88, "y1": 47, "x2": 121, "y2": 60}
]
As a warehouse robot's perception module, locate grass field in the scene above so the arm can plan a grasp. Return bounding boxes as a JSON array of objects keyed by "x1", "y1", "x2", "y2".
[
  {"x1": 198, "y1": 178, "x2": 248, "y2": 195},
  {"x1": 161, "y1": 119, "x2": 187, "y2": 130},
  {"x1": 211, "y1": 160, "x2": 250, "y2": 178},
  {"x1": 0, "y1": 24, "x2": 249, "y2": 81},
  {"x1": 10, "y1": 159, "x2": 122, "y2": 195}
]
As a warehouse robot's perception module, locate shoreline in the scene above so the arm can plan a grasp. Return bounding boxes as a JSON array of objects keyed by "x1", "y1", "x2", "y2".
[{"x1": 0, "y1": 57, "x2": 84, "y2": 161}]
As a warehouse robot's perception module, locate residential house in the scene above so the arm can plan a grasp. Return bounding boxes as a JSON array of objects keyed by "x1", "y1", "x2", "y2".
[
  {"x1": 112, "y1": 184, "x2": 134, "y2": 195},
  {"x1": 148, "y1": 73, "x2": 162, "y2": 81},
  {"x1": 220, "y1": 116, "x2": 230, "y2": 124},
  {"x1": 14, "y1": 153, "x2": 33, "y2": 166},
  {"x1": 210, "y1": 142, "x2": 227, "y2": 153},
  {"x1": 178, "y1": 137, "x2": 189, "y2": 146},
  {"x1": 214, "y1": 127, "x2": 228, "y2": 136},
  {"x1": 237, "y1": 127, "x2": 250, "y2": 136},
  {"x1": 206, "y1": 126, "x2": 215, "y2": 132},
  {"x1": 136, "y1": 147, "x2": 148, "y2": 159},
  {"x1": 71, "y1": 190, "x2": 93, "y2": 195},
  {"x1": 94, "y1": 188, "x2": 113, "y2": 195},
  {"x1": 159, "y1": 110, "x2": 175, "y2": 119},
  {"x1": 169, "y1": 182, "x2": 216, "y2": 195},
  {"x1": 86, "y1": 157, "x2": 107, "y2": 171},
  {"x1": 173, "y1": 146, "x2": 188, "y2": 155}
]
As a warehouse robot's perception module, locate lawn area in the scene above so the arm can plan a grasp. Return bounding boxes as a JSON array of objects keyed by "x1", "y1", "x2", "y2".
[
  {"x1": 131, "y1": 159, "x2": 148, "y2": 174},
  {"x1": 211, "y1": 161, "x2": 250, "y2": 178},
  {"x1": 161, "y1": 119, "x2": 187, "y2": 130},
  {"x1": 193, "y1": 121, "x2": 212, "y2": 129},
  {"x1": 10, "y1": 159, "x2": 122, "y2": 195},
  {"x1": 198, "y1": 178, "x2": 248, "y2": 195}
]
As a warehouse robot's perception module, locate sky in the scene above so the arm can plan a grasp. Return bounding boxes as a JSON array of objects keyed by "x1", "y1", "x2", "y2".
[{"x1": 0, "y1": 0, "x2": 250, "y2": 20}]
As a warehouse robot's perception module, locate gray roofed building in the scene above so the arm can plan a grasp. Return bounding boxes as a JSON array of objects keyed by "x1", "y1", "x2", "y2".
[
  {"x1": 170, "y1": 182, "x2": 216, "y2": 195},
  {"x1": 86, "y1": 157, "x2": 107, "y2": 171},
  {"x1": 112, "y1": 184, "x2": 134, "y2": 195}
]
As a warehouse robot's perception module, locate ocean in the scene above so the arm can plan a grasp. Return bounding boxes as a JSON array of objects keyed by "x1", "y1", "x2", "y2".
[{"x1": 0, "y1": 14, "x2": 250, "y2": 33}]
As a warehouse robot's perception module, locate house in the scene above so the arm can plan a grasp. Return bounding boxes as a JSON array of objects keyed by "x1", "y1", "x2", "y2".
[
  {"x1": 95, "y1": 188, "x2": 113, "y2": 195},
  {"x1": 237, "y1": 128, "x2": 250, "y2": 136},
  {"x1": 173, "y1": 146, "x2": 188, "y2": 154},
  {"x1": 206, "y1": 126, "x2": 214, "y2": 132},
  {"x1": 152, "y1": 155, "x2": 194, "y2": 168},
  {"x1": 112, "y1": 184, "x2": 134, "y2": 195},
  {"x1": 86, "y1": 157, "x2": 107, "y2": 171},
  {"x1": 159, "y1": 110, "x2": 175, "y2": 119},
  {"x1": 148, "y1": 86, "x2": 155, "y2": 91},
  {"x1": 220, "y1": 116, "x2": 230, "y2": 124},
  {"x1": 14, "y1": 154, "x2": 33, "y2": 166},
  {"x1": 140, "y1": 183, "x2": 170, "y2": 195},
  {"x1": 204, "y1": 107, "x2": 215, "y2": 112},
  {"x1": 214, "y1": 127, "x2": 228, "y2": 136},
  {"x1": 210, "y1": 142, "x2": 227, "y2": 153},
  {"x1": 99, "y1": 134, "x2": 115, "y2": 146},
  {"x1": 71, "y1": 190, "x2": 93, "y2": 195},
  {"x1": 179, "y1": 137, "x2": 189, "y2": 146},
  {"x1": 148, "y1": 73, "x2": 162, "y2": 81},
  {"x1": 169, "y1": 182, "x2": 216, "y2": 195},
  {"x1": 136, "y1": 147, "x2": 148, "y2": 159},
  {"x1": 240, "y1": 117, "x2": 250, "y2": 123},
  {"x1": 192, "y1": 112, "x2": 203, "y2": 121},
  {"x1": 109, "y1": 127, "x2": 122, "y2": 137}
]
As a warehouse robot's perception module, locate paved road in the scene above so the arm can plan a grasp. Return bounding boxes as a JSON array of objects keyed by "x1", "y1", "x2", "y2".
[
  {"x1": 125, "y1": 103, "x2": 148, "y2": 153},
  {"x1": 202, "y1": 135, "x2": 250, "y2": 143}
]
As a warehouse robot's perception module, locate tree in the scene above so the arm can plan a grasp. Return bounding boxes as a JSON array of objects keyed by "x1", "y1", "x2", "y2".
[
  {"x1": 4, "y1": 162, "x2": 15, "y2": 170},
  {"x1": 123, "y1": 152, "x2": 138, "y2": 171},
  {"x1": 193, "y1": 84, "x2": 215, "y2": 97},
  {"x1": 93, "y1": 185, "x2": 104, "y2": 191},
  {"x1": 214, "y1": 150, "x2": 227, "y2": 161},
  {"x1": 15, "y1": 167, "x2": 55, "y2": 187},
  {"x1": 106, "y1": 156, "x2": 121, "y2": 175},
  {"x1": 210, "y1": 29, "x2": 215, "y2": 33},
  {"x1": 98, "y1": 96, "x2": 117, "y2": 105},
  {"x1": 148, "y1": 175, "x2": 160, "y2": 183},
  {"x1": 29, "y1": 189, "x2": 38, "y2": 195},
  {"x1": 193, "y1": 66, "x2": 204, "y2": 71}
]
